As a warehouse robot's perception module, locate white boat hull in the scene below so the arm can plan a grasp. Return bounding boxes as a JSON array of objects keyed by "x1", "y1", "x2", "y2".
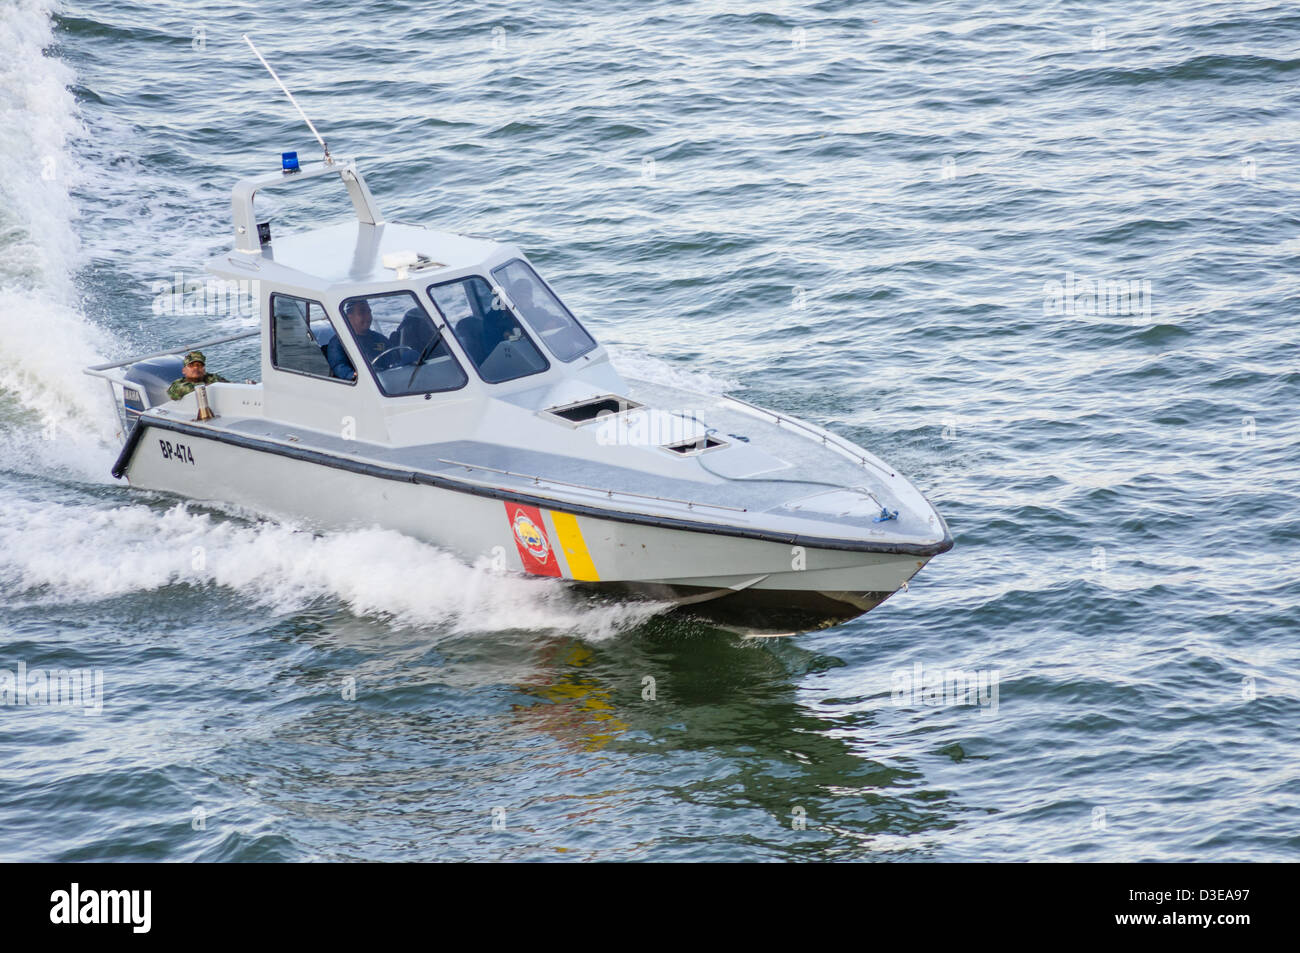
[{"x1": 121, "y1": 421, "x2": 937, "y2": 633}]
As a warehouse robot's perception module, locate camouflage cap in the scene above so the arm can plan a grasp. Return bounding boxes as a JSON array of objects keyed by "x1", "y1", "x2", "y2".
[{"x1": 183, "y1": 350, "x2": 206, "y2": 366}]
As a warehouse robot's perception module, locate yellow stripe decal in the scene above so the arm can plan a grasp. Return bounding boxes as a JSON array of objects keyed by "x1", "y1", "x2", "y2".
[{"x1": 551, "y1": 511, "x2": 600, "y2": 581}]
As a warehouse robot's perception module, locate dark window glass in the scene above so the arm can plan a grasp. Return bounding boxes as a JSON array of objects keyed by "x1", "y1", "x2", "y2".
[
  {"x1": 271, "y1": 294, "x2": 341, "y2": 381},
  {"x1": 490, "y1": 259, "x2": 596, "y2": 362},
  {"x1": 426, "y1": 276, "x2": 549, "y2": 384},
  {"x1": 335, "y1": 290, "x2": 467, "y2": 395}
]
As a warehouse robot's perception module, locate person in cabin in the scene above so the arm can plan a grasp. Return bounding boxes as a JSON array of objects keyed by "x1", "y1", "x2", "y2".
[
  {"x1": 167, "y1": 351, "x2": 229, "y2": 401},
  {"x1": 507, "y1": 276, "x2": 566, "y2": 331},
  {"x1": 392, "y1": 306, "x2": 440, "y2": 357},
  {"x1": 328, "y1": 299, "x2": 389, "y2": 379}
]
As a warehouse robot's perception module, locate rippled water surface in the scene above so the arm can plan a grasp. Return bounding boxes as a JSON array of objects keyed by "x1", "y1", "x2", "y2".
[{"x1": 1, "y1": 0, "x2": 1298, "y2": 861}]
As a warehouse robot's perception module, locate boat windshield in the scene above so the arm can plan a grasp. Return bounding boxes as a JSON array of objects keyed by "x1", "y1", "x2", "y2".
[
  {"x1": 427, "y1": 275, "x2": 550, "y2": 384},
  {"x1": 335, "y1": 290, "x2": 467, "y2": 396},
  {"x1": 489, "y1": 259, "x2": 596, "y2": 362}
]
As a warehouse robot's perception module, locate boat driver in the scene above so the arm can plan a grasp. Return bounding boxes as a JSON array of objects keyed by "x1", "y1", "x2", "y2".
[
  {"x1": 328, "y1": 299, "x2": 389, "y2": 380},
  {"x1": 167, "y1": 351, "x2": 229, "y2": 401}
]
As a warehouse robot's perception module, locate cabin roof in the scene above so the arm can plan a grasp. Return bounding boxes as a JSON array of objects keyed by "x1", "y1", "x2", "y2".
[{"x1": 207, "y1": 220, "x2": 506, "y2": 291}]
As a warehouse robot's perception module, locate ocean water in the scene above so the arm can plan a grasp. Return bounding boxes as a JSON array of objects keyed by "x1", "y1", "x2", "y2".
[{"x1": 1, "y1": 0, "x2": 1297, "y2": 861}]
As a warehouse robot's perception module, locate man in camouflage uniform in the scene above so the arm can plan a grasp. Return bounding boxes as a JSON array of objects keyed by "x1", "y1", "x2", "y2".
[{"x1": 167, "y1": 350, "x2": 229, "y2": 401}]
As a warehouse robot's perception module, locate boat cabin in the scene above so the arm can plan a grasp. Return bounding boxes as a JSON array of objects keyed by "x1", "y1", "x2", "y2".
[{"x1": 110, "y1": 157, "x2": 627, "y2": 446}]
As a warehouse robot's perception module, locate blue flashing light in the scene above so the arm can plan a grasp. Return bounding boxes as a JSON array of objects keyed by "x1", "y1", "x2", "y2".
[{"x1": 281, "y1": 151, "x2": 300, "y2": 173}]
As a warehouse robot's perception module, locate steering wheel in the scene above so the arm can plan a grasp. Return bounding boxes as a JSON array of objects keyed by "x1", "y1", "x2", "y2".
[{"x1": 371, "y1": 346, "x2": 419, "y2": 372}]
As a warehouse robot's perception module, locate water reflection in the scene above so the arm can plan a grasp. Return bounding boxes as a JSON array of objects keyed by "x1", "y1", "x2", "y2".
[{"x1": 206, "y1": 608, "x2": 966, "y2": 859}]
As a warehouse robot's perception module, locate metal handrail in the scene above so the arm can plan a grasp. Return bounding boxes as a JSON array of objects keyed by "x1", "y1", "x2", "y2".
[
  {"x1": 84, "y1": 329, "x2": 260, "y2": 374},
  {"x1": 719, "y1": 393, "x2": 896, "y2": 478}
]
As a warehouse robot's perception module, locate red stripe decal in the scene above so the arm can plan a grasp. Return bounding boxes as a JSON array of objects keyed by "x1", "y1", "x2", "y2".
[{"x1": 506, "y1": 503, "x2": 562, "y2": 577}]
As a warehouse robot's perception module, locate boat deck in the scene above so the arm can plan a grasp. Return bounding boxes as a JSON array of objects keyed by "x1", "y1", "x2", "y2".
[{"x1": 132, "y1": 377, "x2": 951, "y2": 555}]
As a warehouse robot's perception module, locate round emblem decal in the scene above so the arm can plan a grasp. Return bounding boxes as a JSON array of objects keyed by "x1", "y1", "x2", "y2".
[{"x1": 513, "y1": 511, "x2": 549, "y2": 562}]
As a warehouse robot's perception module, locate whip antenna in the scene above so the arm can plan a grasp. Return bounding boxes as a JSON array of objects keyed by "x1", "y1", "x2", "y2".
[{"x1": 242, "y1": 34, "x2": 332, "y2": 164}]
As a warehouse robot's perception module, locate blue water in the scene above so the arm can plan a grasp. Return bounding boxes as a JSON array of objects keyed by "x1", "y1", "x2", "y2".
[{"x1": 0, "y1": 0, "x2": 1297, "y2": 861}]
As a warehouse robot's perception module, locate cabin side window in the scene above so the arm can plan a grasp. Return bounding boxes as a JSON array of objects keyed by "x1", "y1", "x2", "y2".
[
  {"x1": 270, "y1": 293, "x2": 345, "y2": 382},
  {"x1": 426, "y1": 276, "x2": 550, "y2": 384},
  {"x1": 489, "y1": 259, "x2": 596, "y2": 362}
]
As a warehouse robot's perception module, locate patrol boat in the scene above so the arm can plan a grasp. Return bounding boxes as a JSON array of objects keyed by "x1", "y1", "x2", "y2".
[{"x1": 86, "y1": 155, "x2": 952, "y2": 634}]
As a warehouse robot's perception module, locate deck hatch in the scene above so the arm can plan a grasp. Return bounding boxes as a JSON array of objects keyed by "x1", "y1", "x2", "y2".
[
  {"x1": 663, "y1": 435, "x2": 727, "y2": 455},
  {"x1": 544, "y1": 395, "x2": 643, "y2": 424}
]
